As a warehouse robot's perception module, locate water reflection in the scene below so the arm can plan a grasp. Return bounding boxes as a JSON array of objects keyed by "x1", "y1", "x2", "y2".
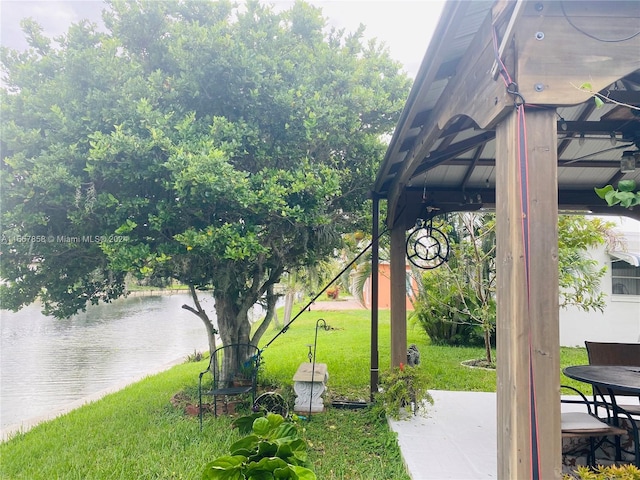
[{"x1": 0, "y1": 293, "x2": 211, "y2": 430}]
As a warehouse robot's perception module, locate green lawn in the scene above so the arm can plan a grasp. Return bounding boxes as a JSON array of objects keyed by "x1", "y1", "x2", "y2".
[
  {"x1": 0, "y1": 307, "x2": 588, "y2": 479},
  {"x1": 259, "y1": 308, "x2": 588, "y2": 395}
]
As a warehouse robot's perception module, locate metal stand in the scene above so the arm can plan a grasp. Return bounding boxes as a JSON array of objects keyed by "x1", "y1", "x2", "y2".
[{"x1": 308, "y1": 318, "x2": 327, "y2": 420}]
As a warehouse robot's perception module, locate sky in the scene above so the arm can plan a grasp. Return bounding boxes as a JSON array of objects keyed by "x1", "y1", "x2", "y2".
[{"x1": 0, "y1": 0, "x2": 445, "y2": 78}]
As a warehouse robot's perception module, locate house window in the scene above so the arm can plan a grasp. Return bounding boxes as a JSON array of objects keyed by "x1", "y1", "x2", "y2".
[{"x1": 611, "y1": 261, "x2": 640, "y2": 295}]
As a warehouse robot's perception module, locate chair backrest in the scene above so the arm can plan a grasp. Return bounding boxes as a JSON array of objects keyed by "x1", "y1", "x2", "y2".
[
  {"x1": 585, "y1": 341, "x2": 640, "y2": 366},
  {"x1": 211, "y1": 343, "x2": 260, "y2": 389},
  {"x1": 585, "y1": 341, "x2": 640, "y2": 399}
]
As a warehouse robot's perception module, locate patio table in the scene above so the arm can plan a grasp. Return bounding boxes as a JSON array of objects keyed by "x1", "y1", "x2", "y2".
[
  {"x1": 563, "y1": 365, "x2": 640, "y2": 396},
  {"x1": 563, "y1": 365, "x2": 640, "y2": 466}
]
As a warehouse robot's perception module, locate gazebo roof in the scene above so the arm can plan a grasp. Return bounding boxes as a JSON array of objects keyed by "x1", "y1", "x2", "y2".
[{"x1": 374, "y1": 0, "x2": 640, "y2": 228}]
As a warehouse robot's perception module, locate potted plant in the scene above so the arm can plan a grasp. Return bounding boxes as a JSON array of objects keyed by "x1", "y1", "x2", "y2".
[{"x1": 375, "y1": 363, "x2": 433, "y2": 419}]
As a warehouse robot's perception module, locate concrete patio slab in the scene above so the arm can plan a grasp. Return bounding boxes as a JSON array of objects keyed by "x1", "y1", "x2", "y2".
[
  {"x1": 388, "y1": 390, "x2": 623, "y2": 479},
  {"x1": 388, "y1": 390, "x2": 498, "y2": 480}
]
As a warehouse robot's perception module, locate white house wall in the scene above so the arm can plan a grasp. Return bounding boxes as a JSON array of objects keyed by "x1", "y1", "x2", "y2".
[{"x1": 559, "y1": 218, "x2": 640, "y2": 347}]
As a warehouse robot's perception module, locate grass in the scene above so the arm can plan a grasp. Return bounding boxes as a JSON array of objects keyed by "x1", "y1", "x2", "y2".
[
  {"x1": 259, "y1": 309, "x2": 501, "y2": 399},
  {"x1": 1, "y1": 362, "x2": 228, "y2": 479},
  {"x1": 0, "y1": 306, "x2": 589, "y2": 479}
]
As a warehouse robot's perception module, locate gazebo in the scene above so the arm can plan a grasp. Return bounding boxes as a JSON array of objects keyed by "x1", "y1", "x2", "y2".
[{"x1": 371, "y1": 1, "x2": 640, "y2": 478}]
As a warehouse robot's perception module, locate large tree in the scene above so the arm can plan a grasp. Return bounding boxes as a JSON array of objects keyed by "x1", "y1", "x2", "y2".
[{"x1": 0, "y1": 0, "x2": 411, "y2": 353}]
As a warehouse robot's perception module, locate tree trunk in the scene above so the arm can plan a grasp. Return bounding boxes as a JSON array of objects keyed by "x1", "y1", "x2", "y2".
[
  {"x1": 484, "y1": 328, "x2": 492, "y2": 364},
  {"x1": 182, "y1": 284, "x2": 217, "y2": 357},
  {"x1": 250, "y1": 284, "x2": 277, "y2": 346},
  {"x1": 212, "y1": 289, "x2": 254, "y2": 347},
  {"x1": 284, "y1": 291, "x2": 294, "y2": 324},
  {"x1": 273, "y1": 308, "x2": 281, "y2": 329}
]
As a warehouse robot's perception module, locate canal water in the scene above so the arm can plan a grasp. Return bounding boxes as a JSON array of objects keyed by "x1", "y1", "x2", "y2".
[{"x1": 0, "y1": 292, "x2": 212, "y2": 434}]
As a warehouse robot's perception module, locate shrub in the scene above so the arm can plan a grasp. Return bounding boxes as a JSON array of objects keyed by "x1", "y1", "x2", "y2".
[
  {"x1": 374, "y1": 364, "x2": 433, "y2": 420},
  {"x1": 564, "y1": 464, "x2": 640, "y2": 479},
  {"x1": 202, "y1": 412, "x2": 316, "y2": 479}
]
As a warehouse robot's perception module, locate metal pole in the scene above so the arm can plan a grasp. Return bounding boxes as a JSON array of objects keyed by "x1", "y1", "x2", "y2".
[
  {"x1": 262, "y1": 232, "x2": 384, "y2": 352},
  {"x1": 370, "y1": 193, "x2": 380, "y2": 402},
  {"x1": 308, "y1": 318, "x2": 326, "y2": 420}
]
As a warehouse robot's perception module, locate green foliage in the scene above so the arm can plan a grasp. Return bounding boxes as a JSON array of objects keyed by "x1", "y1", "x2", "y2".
[
  {"x1": 412, "y1": 271, "x2": 492, "y2": 347},
  {"x1": 595, "y1": 180, "x2": 640, "y2": 209},
  {"x1": 579, "y1": 82, "x2": 606, "y2": 110},
  {"x1": 557, "y1": 215, "x2": 613, "y2": 311},
  {"x1": 565, "y1": 464, "x2": 640, "y2": 480},
  {"x1": 411, "y1": 213, "x2": 496, "y2": 362},
  {"x1": 202, "y1": 413, "x2": 316, "y2": 480},
  {"x1": 186, "y1": 350, "x2": 206, "y2": 363},
  {"x1": 374, "y1": 365, "x2": 433, "y2": 420},
  {"x1": 412, "y1": 214, "x2": 612, "y2": 357},
  {"x1": 0, "y1": 1, "x2": 411, "y2": 351}
]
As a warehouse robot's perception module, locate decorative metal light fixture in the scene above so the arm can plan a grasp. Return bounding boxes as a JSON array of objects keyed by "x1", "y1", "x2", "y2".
[
  {"x1": 406, "y1": 218, "x2": 450, "y2": 270},
  {"x1": 578, "y1": 132, "x2": 585, "y2": 146},
  {"x1": 556, "y1": 114, "x2": 568, "y2": 131},
  {"x1": 620, "y1": 150, "x2": 637, "y2": 174}
]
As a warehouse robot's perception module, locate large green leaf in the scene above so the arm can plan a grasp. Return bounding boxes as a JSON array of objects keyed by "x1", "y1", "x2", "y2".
[
  {"x1": 230, "y1": 435, "x2": 260, "y2": 454},
  {"x1": 245, "y1": 457, "x2": 289, "y2": 477},
  {"x1": 270, "y1": 423, "x2": 297, "y2": 441},
  {"x1": 617, "y1": 191, "x2": 638, "y2": 208},
  {"x1": 283, "y1": 439, "x2": 308, "y2": 464},
  {"x1": 594, "y1": 184, "x2": 613, "y2": 200},
  {"x1": 618, "y1": 179, "x2": 637, "y2": 192},
  {"x1": 604, "y1": 189, "x2": 621, "y2": 206},
  {"x1": 254, "y1": 440, "x2": 278, "y2": 458},
  {"x1": 265, "y1": 413, "x2": 284, "y2": 430},
  {"x1": 273, "y1": 465, "x2": 317, "y2": 480},
  {"x1": 202, "y1": 455, "x2": 247, "y2": 480},
  {"x1": 233, "y1": 413, "x2": 264, "y2": 435},
  {"x1": 252, "y1": 417, "x2": 271, "y2": 436}
]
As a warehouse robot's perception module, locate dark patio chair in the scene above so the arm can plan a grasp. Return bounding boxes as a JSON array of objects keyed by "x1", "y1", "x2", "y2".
[
  {"x1": 561, "y1": 385, "x2": 627, "y2": 467},
  {"x1": 584, "y1": 341, "x2": 640, "y2": 466},
  {"x1": 585, "y1": 341, "x2": 640, "y2": 414},
  {"x1": 198, "y1": 343, "x2": 260, "y2": 430}
]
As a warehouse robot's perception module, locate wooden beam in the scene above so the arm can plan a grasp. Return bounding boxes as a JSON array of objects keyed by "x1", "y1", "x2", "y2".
[
  {"x1": 559, "y1": 120, "x2": 640, "y2": 135},
  {"x1": 461, "y1": 144, "x2": 487, "y2": 190},
  {"x1": 385, "y1": 5, "x2": 515, "y2": 228},
  {"x1": 374, "y1": 1, "x2": 472, "y2": 196},
  {"x1": 436, "y1": 7, "x2": 516, "y2": 130},
  {"x1": 389, "y1": 223, "x2": 407, "y2": 368},
  {"x1": 411, "y1": 132, "x2": 495, "y2": 177},
  {"x1": 495, "y1": 108, "x2": 561, "y2": 479},
  {"x1": 557, "y1": 103, "x2": 596, "y2": 158},
  {"x1": 399, "y1": 187, "x2": 640, "y2": 222},
  {"x1": 516, "y1": 2, "x2": 640, "y2": 104},
  {"x1": 490, "y1": 0, "x2": 526, "y2": 78}
]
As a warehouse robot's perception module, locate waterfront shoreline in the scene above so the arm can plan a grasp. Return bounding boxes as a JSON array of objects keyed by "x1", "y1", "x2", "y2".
[
  {"x1": 125, "y1": 288, "x2": 196, "y2": 297},
  {"x1": 0, "y1": 355, "x2": 194, "y2": 442}
]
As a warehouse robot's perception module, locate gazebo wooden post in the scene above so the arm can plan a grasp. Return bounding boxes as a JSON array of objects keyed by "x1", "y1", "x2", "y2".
[
  {"x1": 390, "y1": 222, "x2": 408, "y2": 368},
  {"x1": 495, "y1": 106, "x2": 561, "y2": 479}
]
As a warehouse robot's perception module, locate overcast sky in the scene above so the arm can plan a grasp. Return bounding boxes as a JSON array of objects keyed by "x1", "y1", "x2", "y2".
[{"x1": 0, "y1": 0, "x2": 444, "y2": 77}]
